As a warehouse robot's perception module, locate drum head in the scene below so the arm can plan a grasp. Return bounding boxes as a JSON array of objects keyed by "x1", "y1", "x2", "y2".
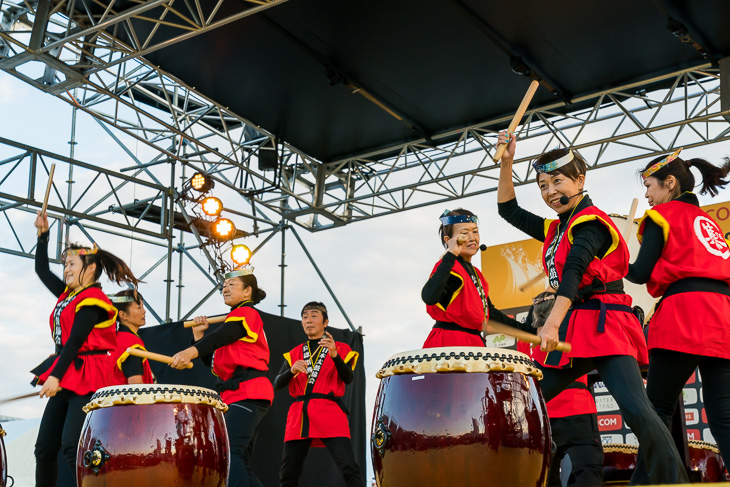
[
  {"x1": 376, "y1": 347, "x2": 541, "y2": 379},
  {"x1": 84, "y1": 384, "x2": 228, "y2": 413}
]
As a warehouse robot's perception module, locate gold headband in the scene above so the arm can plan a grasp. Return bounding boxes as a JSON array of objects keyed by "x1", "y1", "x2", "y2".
[
  {"x1": 225, "y1": 265, "x2": 254, "y2": 279},
  {"x1": 63, "y1": 243, "x2": 99, "y2": 259},
  {"x1": 109, "y1": 295, "x2": 136, "y2": 304},
  {"x1": 642, "y1": 148, "x2": 682, "y2": 180}
]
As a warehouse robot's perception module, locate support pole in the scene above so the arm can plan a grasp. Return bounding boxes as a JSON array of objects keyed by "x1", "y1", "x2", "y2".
[
  {"x1": 65, "y1": 91, "x2": 78, "y2": 248},
  {"x1": 164, "y1": 162, "x2": 175, "y2": 322},
  {"x1": 279, "y1": 221, "x2": 287, "y2": 316},
  {"x1": 289, "y1": 226, "x2": 357, "y2": 333}
]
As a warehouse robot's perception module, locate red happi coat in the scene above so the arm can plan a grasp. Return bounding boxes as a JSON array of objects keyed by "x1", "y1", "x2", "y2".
[
  {"x1": 283, "y1": 341, "x2": 359, "y2": 442},
  {"x1": 543, "y1": 204, "x2": 648, "y2": 366},
  {"x1": 638, "y1": 197, "x2": 730, "y2": 358},
  {"x1": 36, "y1": 285, "x2": 118, "y2": 395},
  {"x1": 212, "y1": 302, "x2": 273, "y2": 404},
  {"x1": 423, "y1": 258, "x2": 489, "y2": 348},
  {"x1": 111, "y1": 326, "x2": 155, "y2": 384},
  {"x1": 519, "y1": 342, "x2": 597, "y2": 418}
]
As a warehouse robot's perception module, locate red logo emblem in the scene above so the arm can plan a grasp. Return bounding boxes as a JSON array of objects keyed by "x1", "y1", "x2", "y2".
[
  {"x1": 694, "y1": 216, "x2": 730, "y2": 259},
  {"x1": 598, "y1": 415, "x2": 623, "y2": 431},
  {"x1": 687, "y1": 429, "x2": 701, "y2": 440}
]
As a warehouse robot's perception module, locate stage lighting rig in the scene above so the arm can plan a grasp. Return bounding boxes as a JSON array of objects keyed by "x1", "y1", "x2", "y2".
[
  {"x1": 190, "y1": 171, "x2": 214, "y2": 193},
  {"x1": 201, "y1": 196, "x2": 223, "y2": 217},
  {"x1": 211, "y1": 218, "x2": 236, "y2": 240},
  {"x1": 231, "y1": 244, "x2": 252, "y2": 267}
]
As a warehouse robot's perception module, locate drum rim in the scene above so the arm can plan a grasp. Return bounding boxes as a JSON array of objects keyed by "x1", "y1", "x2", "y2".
[
  {"x1": 601, "y1": 443, "x2": 639, "y2": 454},
  {"x1": 83, "y1": 384, "x2": 228, "y2": 413},
  {"x1": 688, "y1": 439, "x2": 721, "y2": 454},
  {"x1": 375, "y1": 347, "x2": 542, "y2": 379}
]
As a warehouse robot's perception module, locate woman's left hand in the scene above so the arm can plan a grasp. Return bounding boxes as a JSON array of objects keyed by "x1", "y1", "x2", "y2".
[
  {"x1": 320, "y1": 332, "x2": 337, "y2": 358},
  {"x1": 537, "y1": 320, "x2": 561, "y2": 352},
  {"x1": 39, "y1": 376, "x2": 62, "y2": 398},
  {"x1": 170, "y1": 347, "x2": 198, "y2": 369}
]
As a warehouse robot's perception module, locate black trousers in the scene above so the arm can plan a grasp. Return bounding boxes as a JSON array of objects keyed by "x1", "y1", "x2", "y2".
[
  {"x1": 225, "y1": 399, "x2": 270, "y2": 487},
  {"x1": 34, "y1": 390, "x2": 92, "y2": 487},
  {"x1": 634, "y1": 349, "x2": 730, "y2": 476},
  {"x1": 280, "y1": 437, "x2": 364, "y2": 487},
  {"x1": 548, "y1": 413, "x2": 603, "y2": 487},
  {"x1": 537, "y1": 355, "x2": 688, "y2": 485}
]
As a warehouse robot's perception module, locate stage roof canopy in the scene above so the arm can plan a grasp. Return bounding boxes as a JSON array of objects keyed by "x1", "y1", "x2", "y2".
[{"x1": 96, "y1": 0, "x2": 730, "y2": 163}]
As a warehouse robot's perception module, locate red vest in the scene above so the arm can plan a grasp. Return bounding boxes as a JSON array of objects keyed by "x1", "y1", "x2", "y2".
[
  {"x1": 111, "y1": 327, "x2": 155, "y2": 384},
  {"x1": 424, "y1": 258, "x2": 489, "y2": 348},
  {"x1": 283, "y1": 341, "x2": 359, "y2": 442},
  {"x1": 37, "y1": 285, "x2": 118, "y2": 394},
  {"x1": 212, "y1": 302, "x2": 273, "y2": 404},
  {"x1": 637, "y1": 198, "x2": 730, "y2": 297}
]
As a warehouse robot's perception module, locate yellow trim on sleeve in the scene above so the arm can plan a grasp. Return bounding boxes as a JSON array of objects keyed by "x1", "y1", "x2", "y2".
[
  {"x1": 283, "y1": 352, "x2": 292, "y2": 367},
  {"x1": 116, "y1": 343, "x2": 147, "y2": 370},
  {"x1": 75, "y1": 298, "x2": 118, "y2": 328},
  {"x1": 344, "y1": 351, "x2": 359, "y2": 370},
  {"x1": 544, "y1": 219, "x2": 557, "y2": 238},
  {"x1": 435, "y1": 271, "x2": 464, "y2": 312},
  {"x1": 566, "y1": 215, "x2": 621, "y2": 259},
  {"x1": 225, "y1": 315, "x2": 259, "y2": 343},
  {"x1": 637, "y1": 209, "x2": 670, "y2": 249}
]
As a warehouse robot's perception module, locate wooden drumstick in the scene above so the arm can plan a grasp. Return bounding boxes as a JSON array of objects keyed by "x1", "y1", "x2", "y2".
[
  {"x1": 485, "y1": 319, "x2": 572, "y2": 353},
  {"x1": 623, "y1": 198, "x2": 639, "y2": 241},
  {"x1": 518, "y1": 272, "x2": 546, "y2": 293},
  {"x1": 492, "y1": 79, "x2": 540, "y2": 163},
  {"x1": 0, "y1": 392, "x2": 40, "y2": 405},
  {"x1": 37, "y1": 163, "x2": 56, "y2": 237},
  {"x1": 183, "y1": 315, "x2": 227, "y2": 328},
  {"x1": 126, "y1": 348, "x2": 193, "y2": 369}
]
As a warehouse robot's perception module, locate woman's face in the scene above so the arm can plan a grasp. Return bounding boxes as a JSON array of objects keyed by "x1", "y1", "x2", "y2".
[
  {"x1": 63, "y1": 255, "x2": 95, "y2": 290},
  {"x1": 447, "y1": 222, "x2": 480, "y2": 259},
  {"x1": 119, "y1": 301, "x2": 146, "y2": 329},
  {"x1": 643, "y1": 175, "x2": 676, "y2": 206},
  {"x1": 538, "y1": 172, "x2": 585, "y2": 214},
  {"x1": 222, "y1": 278, "x2": 251, "y2": 306}
]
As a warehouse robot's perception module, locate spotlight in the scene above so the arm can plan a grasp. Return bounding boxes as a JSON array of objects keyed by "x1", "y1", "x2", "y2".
[
  {"x1": 201, "y1": 196, "x2": 223, "y2": 217},
  {"x1": 231, "y1": 244, "x2": 252, "y2": 266},
  {"x1": 190, "y1": 172, "x2": 214, "y2": 193},
  {"x1": 211, "y1": 218, "x2": 235, "y2": 240}
]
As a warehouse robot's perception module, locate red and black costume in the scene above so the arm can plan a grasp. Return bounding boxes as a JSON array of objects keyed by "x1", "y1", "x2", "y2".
[
  {"x1": 111, "y1": 324, "x2": 155, "y2": 384},
  {"x1": 499, "y1": 195, "x2": 687, "y2": 484},
  {"x1": 275, "y1": 339, "x2": 363, "y2": 487},
  {"x1": 32, "y1": 231, "x2": 118, "y2": 487},
  {"x1": 628, "y1": 191, "x2": 730, "y2": 469},
  {"x1": 192, "y1": 300, "x2": 273, "y2": 487},
  {"x1": 421, "y1": 252, "x2": 527, "y2": 347}
]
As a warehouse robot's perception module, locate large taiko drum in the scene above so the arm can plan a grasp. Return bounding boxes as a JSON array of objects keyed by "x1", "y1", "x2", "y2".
[
  {"x1": 77, "y1": 384, "x2": 229, "y2": 487},
  {"x1": 0, "y1": 423, "x2": 7, "y2": 487},
  {"x1": 688, "y1": 440, "x2": 728, "y2": 483},
  {"x1": 371, "y1": 347, "x2": 550, "y2": 486},
  {"x1": 601, "y1": 443, "x2": 637, "y2": 485}
]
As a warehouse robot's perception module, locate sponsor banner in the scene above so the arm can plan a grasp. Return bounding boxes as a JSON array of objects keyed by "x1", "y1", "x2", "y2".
[
  {"x1": 687, "y1": 429, "x2": 701, "y2": 441},
  {"x1": 596, "y1": 395, "x2": 619, "y2": 412},
  {"x1": 703, "y1": 428, "x2": 716, "y2": 444},
  {"x1": 625, "y1": 433, "x2": 638, "y2": 446},
  {"x1": 593, "y1": 381, "x2": 607, "y2": 394},
  {"x1": 683, "y1": 388, "x2": 698, "y2": 405},
  {"x1": 685, "y1": 409, "x2": 699, "y2": 425},
  {"x1": 598, "y1": 414, "x2": 623, "y2": 431},
  {"x1": 485, "y1": 333, "x2": 516, "y2": 348},
  {"x1": 601, "y1": 434, "x2": 624, "y2": 445}
]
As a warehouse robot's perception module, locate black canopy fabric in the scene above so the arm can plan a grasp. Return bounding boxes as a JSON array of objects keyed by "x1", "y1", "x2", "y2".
[
  {"x1": 88, "y1": 0, "x2": 730, "y2": 162},
  {"x1": 138, "y1": 311, "x2": 366, "y2": 487}
]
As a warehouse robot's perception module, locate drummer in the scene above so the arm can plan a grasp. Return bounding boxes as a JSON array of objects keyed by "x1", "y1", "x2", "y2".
[
  {"x1": 33, "y1": 211, "x2": 140, "y2": 487},
  {"x1": 495, "y1": 132, "x2": 688, "y2": 484},
  {"x1": 170, "y1": 266, "x2": 273, "y2": 487},
  {"x1": 109, "y1": 290, "x2": 155, "y2": 384},
  {"x1": 274, "y1": 302, "x2": 364, "y2": 487},
  {"x1": 626, "y1": 150, "x2": 730, "y2": 476},
  {"x1": 421, "y1": 208, "x2": 529, "y2": 347}
]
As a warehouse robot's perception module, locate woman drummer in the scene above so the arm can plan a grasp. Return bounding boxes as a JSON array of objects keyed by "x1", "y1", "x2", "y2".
[
  {"x1": 495, "y1": 132, "x2": 688, "y2": 484},
  {"x1": 626, "y1": 150, "x2": 730, "y2": 474},
  {"x1": 170, "y1": 266, "x2": 273, "y2": 487},
  {"x1": 421, "y1": 208, "x2": 529, "y2": 347},
  {"x1": 109, "y1": 290, "x2": 155, "y2": 384},
  {"x1": 33, "y1": 211, "x2": 140, "y2": 486}
]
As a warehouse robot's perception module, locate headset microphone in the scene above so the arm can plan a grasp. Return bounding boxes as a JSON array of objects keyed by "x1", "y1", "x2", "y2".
[
  {"x1": 559, "y1": 190, "x2": 586, "y2": 206},
  {"x1": 479, "y1": 244, "x2": 487, "y2": 251}
]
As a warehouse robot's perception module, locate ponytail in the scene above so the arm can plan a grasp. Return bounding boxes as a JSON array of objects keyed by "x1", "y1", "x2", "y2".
[
  {"x1": 641, "y1": 154, "x2": 730, "y2": 198},
  {"x1": 236, "y1": 274, "x2": 267, "y2": 304},
  {"x1": 65, "y1": 243, "x2": 142, "y2": 288}
]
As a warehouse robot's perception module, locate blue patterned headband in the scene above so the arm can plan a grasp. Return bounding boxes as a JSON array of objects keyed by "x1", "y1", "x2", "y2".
[
  {"x1": 533, "y1": 150, "x2": 574, "y2": 174},
  {"x1": 440, "y1": 210, "x2": 478, "y2": 226}
]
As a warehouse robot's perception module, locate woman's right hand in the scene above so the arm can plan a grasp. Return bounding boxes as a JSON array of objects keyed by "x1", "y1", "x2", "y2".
[
  {"x1": 291, "y1": 360, "x2": 308, "y2": 376},
  {"x1": 497, "y1": 130, "x2": 517, "y2": 164},
  {"x1": 191, "y1": 316, "x2": 209, "y2": 341},
  {"x1": 445, "y1": 234, "x2": 468, "y2": 257},
  {"x1": 34, "y1": 211, "x2": 49, "y2": 233}
]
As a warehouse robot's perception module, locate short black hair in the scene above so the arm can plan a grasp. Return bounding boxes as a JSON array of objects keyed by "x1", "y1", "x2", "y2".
[{"x1": 301, "y1": 301, "x2": 328, "y2": 321}]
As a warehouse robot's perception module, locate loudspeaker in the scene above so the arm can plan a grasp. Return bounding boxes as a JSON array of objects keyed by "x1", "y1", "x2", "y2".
[{"x1": 258, "y1": 144, "x2": 279, "y2": 171}]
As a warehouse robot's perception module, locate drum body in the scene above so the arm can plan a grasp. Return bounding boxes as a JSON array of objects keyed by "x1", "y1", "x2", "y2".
[
  {"x1": 371, "y1": 347, "x2": 550, "y2": 487},
  {"x1": 688, "y1": 440, "x2": 728, "y2": 483},
  {"x1": 77, "y1": 385, "x2": 229, "y2": 487},
  {"x1": 602, "y1": 443, "x2": 637, "y2": 485},
  {"x1": 0, "y1": 424, "x2": 7, "y2": 487}
]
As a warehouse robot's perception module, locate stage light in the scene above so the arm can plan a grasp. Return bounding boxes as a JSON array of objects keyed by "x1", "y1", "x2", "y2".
[
  {"x1": 201, "y1": 196, "x2": 223, "y2": 217},
  {"x1": 190, "y1": 172, "x2": 213, "y2": 193},
  {"x1": 211, "y1": 218, "x2": 235, "y2": 240},
  {"x1": 231, "y1": 245, "x2": 252, "y2": 267}
]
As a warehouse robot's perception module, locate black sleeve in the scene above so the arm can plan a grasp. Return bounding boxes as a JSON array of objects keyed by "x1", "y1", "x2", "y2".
[
  {"x1": 49, "y1": 306, "x2": 106, "y2": 379},
  {"x1": 274, "y1": 361, "x2": 295, "y2": 391},
  {"x1": 121, "y1": 355, "x2": 144, "y2": 379},
  {"x1": 421, "y1": 252, "x2": 462, "y2": 307},
  {"x1": 193, "y1": 321, "x2": 246, "y2": 357},
  {"x1": 332, "y1": 353, "x2": 354, "y2": 384},
  {"x1": 488, "y1": 297, "x2": 536, "y2": 334},
  {"x1": 35, "y1": 232, "x2": 65, "y2": 298},
  {"x1": 556, "y1": 221, "x2": 611, "y2": 301},
  {"x1": 497, "y1": 198, "x2": 547, "y2": 242},
  {"x1": 626, "y1": 219, "x2": 664, "y2": 284}
]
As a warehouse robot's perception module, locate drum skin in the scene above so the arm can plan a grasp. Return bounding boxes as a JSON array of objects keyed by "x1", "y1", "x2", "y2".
[
  {"x1": 1, "y1": 425, "x2": 7, "y2": 487},
  {"x1": 77, "y1": 391, "x2": 229, "y2": 486},
  {"x1": 372, "y1": 370, "x2": 550, "y2": 486}
]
